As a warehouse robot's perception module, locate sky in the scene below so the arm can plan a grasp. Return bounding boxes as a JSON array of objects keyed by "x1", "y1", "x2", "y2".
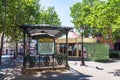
[{"x1": 40, "y1": 0, "x2": 82, "y2": 27}]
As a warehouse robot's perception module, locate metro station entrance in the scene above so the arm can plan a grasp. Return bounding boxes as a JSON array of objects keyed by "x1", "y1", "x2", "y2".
[{"x1": 19, "y1": 24, "x2": 72, "y2": 71}]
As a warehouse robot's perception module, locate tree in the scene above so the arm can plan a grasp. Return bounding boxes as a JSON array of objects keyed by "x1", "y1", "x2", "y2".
[
  {"x1": 70, "y1": 1, "x2": 93, "y2": 66},
  {"x1": 0, "y1": 0, "x2": 7, "y2": 64},
  {"x1": 70, "y1": 1, "x2": 93, "y2": 37},
  {"x1": 106, "y1": 0, "x2": 120, "y2": 41},
  {"x1": 4, "y1": 0, "x2": 41, "y2": 59},
  {"x1": 40, "y1": 7, "x2": 61, "y2": 26},
  {"x1": 70, "y1": 0, "x2": 120, "y2": 44},
  {"x1": 70, "y1": 0, "x2": 120, "y2": 65},
  {"x1": 0, "y1": 0, "x2": 61, "y2": 64}
]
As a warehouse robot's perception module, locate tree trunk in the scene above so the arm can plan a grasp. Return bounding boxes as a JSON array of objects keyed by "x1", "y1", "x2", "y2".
[
  {"x1": 0, "y1": 0, "x2": 7, "y2": 64},
  {"x1": 15, "y1": 40, "x2": 18, "y2": 58},
  {"x1": 0, "y1": 33, "x2": 5, "y2": 64},
  {"x1": 108, "y1": 28, "x2": 114, "y2": 49}
]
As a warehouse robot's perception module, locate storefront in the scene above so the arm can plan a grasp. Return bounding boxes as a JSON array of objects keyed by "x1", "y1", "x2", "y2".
[{"x1": 56, "y1": 31, "x2": 96, "y2": 59}]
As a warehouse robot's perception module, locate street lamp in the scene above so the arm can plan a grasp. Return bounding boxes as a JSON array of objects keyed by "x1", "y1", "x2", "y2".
[{"x1": 80, "y1": 28, "x2": 85, "y2": 66}]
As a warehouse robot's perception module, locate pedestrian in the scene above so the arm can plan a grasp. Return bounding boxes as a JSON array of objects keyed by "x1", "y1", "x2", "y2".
[{"x1": 6, "y1": 49, "x2": 8, "y2": 55}]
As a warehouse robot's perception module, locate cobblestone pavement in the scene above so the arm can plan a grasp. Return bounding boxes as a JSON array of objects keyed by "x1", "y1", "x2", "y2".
[{"x1": 0, "y1": 56, "x2": 120, "y2": 80}]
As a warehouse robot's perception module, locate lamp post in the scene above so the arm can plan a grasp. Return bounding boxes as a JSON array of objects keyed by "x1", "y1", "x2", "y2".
[{"x1": 80, "y1": 28, "x2": 85, "y2": 66}]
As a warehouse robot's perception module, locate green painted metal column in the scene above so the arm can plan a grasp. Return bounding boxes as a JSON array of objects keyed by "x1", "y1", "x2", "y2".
[
  {"x1": 37, "y1": 39, "x2": 40, "y2": 68},
  {"x1": 28, "y1": 36, "x2": 31, "y2": 53},
  {"x1": 22, "y1": 28, "x2": 27, "y2": 70},
  {"x1": 53, "y1": 37, "x2": 55, "y2": 69}
]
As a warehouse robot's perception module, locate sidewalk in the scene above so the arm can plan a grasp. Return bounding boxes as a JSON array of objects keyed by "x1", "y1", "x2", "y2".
[
  {"x1": 0, "y1": 55, "x2": 22, "y2": 80},
  {"x1": 69, "y1": 60, "x2": 120, "y2": 80},
  {"x1": 0, "y1": 56, "x2": 120, "y2": 80},
  {"x1": 0, "y1": 55, "x2": 22, "y2": 69}
]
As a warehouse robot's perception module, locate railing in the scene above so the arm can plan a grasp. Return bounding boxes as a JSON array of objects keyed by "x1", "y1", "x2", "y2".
[{"x1": 23, "y1": 53, "x2": 66, "y2": 69}]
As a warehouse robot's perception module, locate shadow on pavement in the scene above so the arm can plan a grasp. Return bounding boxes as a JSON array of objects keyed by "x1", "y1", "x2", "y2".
[
  {"x1": 0, "y1": 56, "x2": 92, "y2": 80},
  {"x1": 94, "y1": 59, "x2": 118, "y2": 63},
  {"x1": 0, "y1": 74, "x2": 5, "y2": 78},
  {"x1": 8, "y1": 67, "x2": 92, "y2": 80}
]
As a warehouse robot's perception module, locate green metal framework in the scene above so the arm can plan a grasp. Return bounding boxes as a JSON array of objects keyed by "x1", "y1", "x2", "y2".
[{"x1": 18, "y1": 24, "x2": 73, "y2": 70}]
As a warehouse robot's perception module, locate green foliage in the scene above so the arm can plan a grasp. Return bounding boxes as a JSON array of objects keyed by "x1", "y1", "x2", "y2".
[
  {"x1": 70, "y1": 0, "x2": 120, "y2": 41},
  {"x1": 109, "y1": 50, "x2": 120, "y2": 58},
  {"x1": 0, "y1": 0, "x2": 61, "y2": 42},
  {"x1": 70, "y1": 1, "x2": 94, "y2": 37},
  {"x1": 40, "y1": 7, "x2": 61, "y2": 26}
]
